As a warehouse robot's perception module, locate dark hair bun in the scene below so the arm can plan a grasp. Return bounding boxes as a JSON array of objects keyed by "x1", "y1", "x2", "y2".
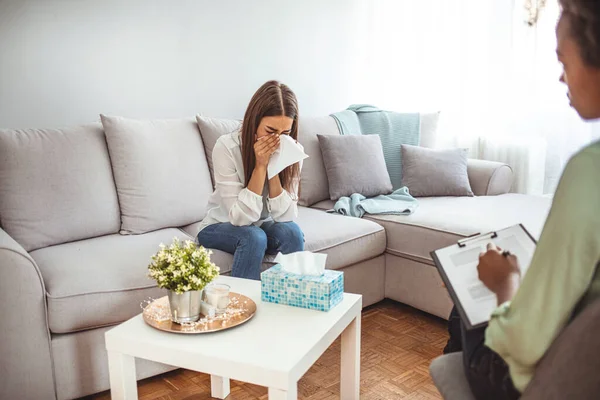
[{"x1": 560, "y1": 0, "x2": 600, "y2": 67}]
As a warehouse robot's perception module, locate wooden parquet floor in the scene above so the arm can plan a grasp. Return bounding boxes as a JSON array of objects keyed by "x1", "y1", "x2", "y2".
[{"x1": 84, "y1": 299, "x2": 448, "y2": 400}]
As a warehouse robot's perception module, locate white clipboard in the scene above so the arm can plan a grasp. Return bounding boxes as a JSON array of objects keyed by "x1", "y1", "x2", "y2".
[{"x1": 431, "y1": 224, "x2": 537, "y2": 330}]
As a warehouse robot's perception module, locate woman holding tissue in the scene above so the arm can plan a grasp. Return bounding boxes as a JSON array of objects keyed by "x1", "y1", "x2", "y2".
[{"x1": 197, "y1": 80, "x2": 305, "y2": 280}]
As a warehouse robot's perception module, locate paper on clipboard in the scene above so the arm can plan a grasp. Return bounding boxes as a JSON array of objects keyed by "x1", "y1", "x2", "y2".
[{"x1": 431, "y1": 224, "x2": 537, "y2": 330}]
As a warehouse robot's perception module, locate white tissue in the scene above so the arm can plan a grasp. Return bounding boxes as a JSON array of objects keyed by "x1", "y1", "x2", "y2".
[
  {"x1": 268, "y1": 135, "x2": 309, "y2": 180},
  {"x1": 275, "y1": 251, "x2": 327, "y2": 276}
]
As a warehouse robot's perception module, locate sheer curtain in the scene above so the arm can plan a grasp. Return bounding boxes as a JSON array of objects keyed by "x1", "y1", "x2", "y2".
[{"x1": 357, "y1": 0, "x2": 599, "y2": 195}]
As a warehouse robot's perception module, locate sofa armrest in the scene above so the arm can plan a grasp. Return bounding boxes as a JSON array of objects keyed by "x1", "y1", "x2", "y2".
[
  {"x1": 467, "y1": 159, "x2": 513, "y2": 196},
  {"x1": 0, "y1": 228, "x2": 56, "y2": 399}
]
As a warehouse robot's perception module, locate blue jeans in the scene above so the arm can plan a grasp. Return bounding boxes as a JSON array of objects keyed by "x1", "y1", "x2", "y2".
[{"x1": 197, "y1": 221, "x2": 304, "y2": 280}]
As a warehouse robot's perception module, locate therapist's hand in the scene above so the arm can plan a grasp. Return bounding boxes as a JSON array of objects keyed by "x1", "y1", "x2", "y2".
[{"x1": 478, "y1": 243, "x2": 521, "y2": 304}]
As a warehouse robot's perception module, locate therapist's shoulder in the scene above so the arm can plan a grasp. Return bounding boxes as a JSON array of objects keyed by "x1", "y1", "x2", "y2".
[
  {"x1": 558, "y1": 140, "x2": 600, "y2": 197},
  {"x1": 566, "y1": 140, "x2": 600, "y2": 174}
]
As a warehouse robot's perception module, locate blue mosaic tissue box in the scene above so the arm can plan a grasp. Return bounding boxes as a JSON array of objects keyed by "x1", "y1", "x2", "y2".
[{"x1": 261, "y1": 264, "x2": 344, "y2": 311}]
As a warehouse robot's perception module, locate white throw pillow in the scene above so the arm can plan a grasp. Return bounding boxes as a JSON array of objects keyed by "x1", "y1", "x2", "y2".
[{"x1": 100, "y1": 115, "x2": 213, "y2": 234}]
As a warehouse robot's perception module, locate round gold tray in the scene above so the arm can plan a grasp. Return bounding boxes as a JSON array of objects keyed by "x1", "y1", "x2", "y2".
[{"x1": 142, "y1": 292, "x2": 257, "y2": 334}]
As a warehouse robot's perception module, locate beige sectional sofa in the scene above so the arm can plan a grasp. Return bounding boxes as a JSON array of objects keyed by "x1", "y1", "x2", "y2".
[{"x1": 0, "y1": 115, "x2": 551, "y2": 399}]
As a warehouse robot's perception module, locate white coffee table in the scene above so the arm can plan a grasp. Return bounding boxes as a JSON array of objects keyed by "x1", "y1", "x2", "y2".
[{"x1": 105, "y1": 276, "x2": 362, "y2": 399}]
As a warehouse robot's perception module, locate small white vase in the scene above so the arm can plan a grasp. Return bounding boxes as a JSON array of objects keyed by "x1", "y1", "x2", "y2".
[{"x1": 167, "y1": 289, "x2": 203, "y2": 323}]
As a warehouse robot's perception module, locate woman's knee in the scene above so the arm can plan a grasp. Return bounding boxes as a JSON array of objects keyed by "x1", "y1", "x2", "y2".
[
  {"x1": 272, "y1": 222, "x2": 304, "y2": 252},
  {"x1": 238, "y1": 225, "x2": 268, "y2": 250}
]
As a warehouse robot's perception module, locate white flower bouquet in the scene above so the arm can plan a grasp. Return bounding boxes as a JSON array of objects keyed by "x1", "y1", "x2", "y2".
[{"x1": 148, "y1": 238, "x2": 220, "y2": 294}]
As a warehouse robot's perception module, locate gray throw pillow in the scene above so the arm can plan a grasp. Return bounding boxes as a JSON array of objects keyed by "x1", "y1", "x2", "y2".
[
  {"x1": 100, "y1": 115, "x2": 214, "y2": 234},
  {"x1": 297, "y1": 116, "x2": 340, "y2": 207},
  {"x1": 318, "y1": 134, "x2": 392, "y2": 200},
  {"x1": 401, "y1": 144, "x2": 474, "y2": 197},
  {"x1": 0, "y1": 123, "x2": 120, "y2": 251},
  {"x1": 196, "y1": 115, "x2": 241, "y2": 184}
]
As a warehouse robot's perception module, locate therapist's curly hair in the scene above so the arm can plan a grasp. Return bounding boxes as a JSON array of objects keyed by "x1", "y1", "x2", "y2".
[
  {"x1": 559, "y1": 0, "x2": 600, "y2": 67},
  {"x1": 241, "y1": 80, "x2": 300, "y2": 197}
]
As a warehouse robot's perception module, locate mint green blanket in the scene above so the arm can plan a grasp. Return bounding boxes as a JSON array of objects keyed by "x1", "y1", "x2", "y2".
[
  {"x1": 331, "y1": 104, "x2": 420, "y2": 189},
  {"x1": 329, "y1": 187, "x2": 418, "y2": 218}
]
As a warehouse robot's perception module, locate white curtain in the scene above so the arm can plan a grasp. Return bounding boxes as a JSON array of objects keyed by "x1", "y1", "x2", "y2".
[{"x1": 356, "y1": 0, "x2": 599, "y2": 195}]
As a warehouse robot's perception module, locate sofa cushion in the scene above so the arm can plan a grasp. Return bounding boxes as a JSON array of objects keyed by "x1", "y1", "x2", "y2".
[
  {"x1": 401, "y1": 145, "x2": 474, "y2": 197},
  {"x1": 297, "y1": 207, "x2": 386, "y2": 269},
  {"x1": 183, "y1": 206, "x2": 386, "y2": 272},
  {"x1": 297, "y1": 116, "x2": 340, "y2": 206},
  {"x1": 195, "y1": 115, "x2": 241, "y2": 185},
  {"x1": 100, "y1": 115, "x2": 213, "y2": 234},
  {"x1": 311, "y1": 200, "x2": 336, "y2": 211},
  {"x1": 0, "y1": 123, "x2": 120, "y2": 251},
  {"x1": 318, "y1": 134, "x2": 393, "y2": 200},
  {"x1": 31, "y1": 229, "x2": 195, "y2": 333},
  {"x1": 313, "y1": 194, "x2": 551, "y2": 264}
]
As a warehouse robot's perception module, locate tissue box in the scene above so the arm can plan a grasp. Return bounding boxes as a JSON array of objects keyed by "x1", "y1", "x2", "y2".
[{"x1": 261, "y1": 264, "x2": 344, "y2": 311}]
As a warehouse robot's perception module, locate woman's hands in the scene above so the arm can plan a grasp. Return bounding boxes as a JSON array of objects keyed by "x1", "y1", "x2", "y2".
[
  {"x1": 247, "y1": 134, "x2": 281, "y2": 196},
  {"x1": 254, "y1": 134, "x2": 280, "y2": 168},
  {"x1": 478, "y1": 243, "x2": 521, "y2": 304}
]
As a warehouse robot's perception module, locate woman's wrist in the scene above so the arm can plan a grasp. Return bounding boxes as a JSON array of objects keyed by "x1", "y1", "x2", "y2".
[
  {"x1": 268, "y1": 174, "x2": 284, "y2": 198},
  {"x1": 254, "y1": 164, "x2": 267, "y2": 174},
  {"x1": 247, "y1": 164, "x2": 267, "y2": 196}
]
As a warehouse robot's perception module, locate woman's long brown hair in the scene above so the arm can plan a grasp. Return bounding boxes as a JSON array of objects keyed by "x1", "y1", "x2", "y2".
[{"x1": 241, "y1": 80, "x2": 300, "y2": 196}]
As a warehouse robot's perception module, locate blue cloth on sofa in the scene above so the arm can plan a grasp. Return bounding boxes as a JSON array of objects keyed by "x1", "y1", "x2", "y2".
[
  {"x1": 331, "y1": 104, "x2": 420, "y2": 189},
  {"x1": 329, "y1": 187, "x2": 418, "y2": 218}
]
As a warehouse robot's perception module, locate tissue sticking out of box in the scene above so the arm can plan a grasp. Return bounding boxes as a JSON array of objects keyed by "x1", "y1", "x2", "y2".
[{"x1": 274, "y1": 251, "x2": 327, "y2": 276}]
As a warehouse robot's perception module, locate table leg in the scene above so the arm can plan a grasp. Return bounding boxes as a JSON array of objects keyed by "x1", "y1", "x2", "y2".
[
  {"x1": 107, "y1": 351, "x2": 138, "y2": 400},
  {"x1": 210, "y1": 375, "x2": 231, "y2": 399},
  {"x1": 341, "y1": 314, "x2": 361, "y2": 400},
  {"x1": 268, "y1": 385, "x2": 297, "y2": 399}
]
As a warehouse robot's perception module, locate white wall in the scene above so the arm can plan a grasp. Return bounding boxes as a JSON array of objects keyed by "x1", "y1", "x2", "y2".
[{"x1": 0, "y1": 0, "x2": 369, "y2": 128}]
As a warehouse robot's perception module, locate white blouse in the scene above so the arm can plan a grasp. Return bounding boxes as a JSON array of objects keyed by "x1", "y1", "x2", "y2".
[{"x1": 199, "y1": 131, "x2": 300, "y2": 231}]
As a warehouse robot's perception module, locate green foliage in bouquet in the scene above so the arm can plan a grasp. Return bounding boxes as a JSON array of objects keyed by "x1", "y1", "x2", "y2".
[{"x1": 148, "y1": 238, "x2": 219, "y2": 294}]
